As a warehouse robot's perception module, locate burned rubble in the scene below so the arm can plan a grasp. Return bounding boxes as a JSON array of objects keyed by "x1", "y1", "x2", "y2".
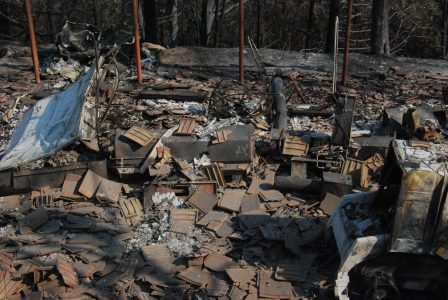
[{"x1": 1, "y1": 32, "x2": 448, "y2": 300}]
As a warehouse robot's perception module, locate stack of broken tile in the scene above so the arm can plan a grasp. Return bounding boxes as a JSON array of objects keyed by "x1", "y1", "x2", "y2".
[{"x1": 0, "y1": 149, "x2": 337, "y2": 299}]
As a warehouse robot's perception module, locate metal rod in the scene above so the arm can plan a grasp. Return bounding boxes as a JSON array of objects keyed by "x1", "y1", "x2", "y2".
[
  {"x1": 132, "y1": 0, "x2": 143, "y2": 84},
  {"x1": 332, "y1": 16, "x2": 339, "y2": 93},
  {"x1": 342, "y1": 0, "x2": 353, "y2": 85},
  {"x1": 239, "y1": 0, "x2": 245, "y2": 84},
  {"x1": 24, "y1": 0, "x2": 40, "y2": 84}
]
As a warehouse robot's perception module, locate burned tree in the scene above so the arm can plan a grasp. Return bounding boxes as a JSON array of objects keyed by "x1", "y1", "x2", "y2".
[
  {"x1": 143, "y1": 0, "x2": 159, "y2": 43},
  {"x1": 168, "y1": 0, "x2": 178, "y2": 48},
  {"x1": 371, "y1": 0, "x2": 390, "y2": 56},
  {"x1": 325, "y1": 0, "x2": 340, "y2": 53},
  {"x1": 200, "y1": 0, "x2": 216, "y2": 46}
]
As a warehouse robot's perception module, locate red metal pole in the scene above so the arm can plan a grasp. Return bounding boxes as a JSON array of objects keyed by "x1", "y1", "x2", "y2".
[
  {"x1": 24, "y1": 0, "x2": 40, "y2": 84},
  {"x1": 132, "y1": 0, "x2": 143, "y2": 84},
  {"x1": 342, "y1": 0, "x2": 353, "y2": 85},
  {"x1": 239, "y1": 0, "x2": 245, "y2": 84}
]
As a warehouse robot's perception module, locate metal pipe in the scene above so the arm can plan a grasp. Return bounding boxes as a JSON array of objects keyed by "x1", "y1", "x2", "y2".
[
  {"x1": 132, "y1": 0, "x2": 143, "y2": 84},
  {"x1": 332, "y1": 16, "x2": 339, "y2": 93},
  {"x1": 271, "y1": 76, "x2": 288, "y2": 130},
  {"x1": 342, "y1": 0, "x2": 353, "y2": 85},
  {"x1": 275, "y1": 176, "x2": 322, "y2": 194},
  {"x1": 24, "y1": 0, "x2": 40, "y2": 84},
  {"x1": 239, "y1": 0, "x2": 245, "y2": 84}
]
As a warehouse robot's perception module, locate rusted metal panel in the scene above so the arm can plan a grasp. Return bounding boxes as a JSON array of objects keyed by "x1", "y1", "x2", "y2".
[
  {"x1": 225, "y1": 268, "x2": 256, "y2": 283},
  {"x1": 203, "y1": 251, "x2": 236, "y2": 272},
  {"x1": 291, "y1": 159, "x2": 307, "y2": 178},
  {"x1": 187, "y1": 189, "x2": 218, "y2": 213},
  {"x1": 322, "y1": 172, "x2": 353, "y2": 197},
  {"x1": 197, "y1": 210, "x2": 229, "y2": 227},
  {"x1": 274, "y1": 253, "x2": 316, "y2": 282},
  {"x1": 282, "y1": 136, "x2": 309, "y2": 156},
  {"x1": 96, "y1": 178, "x2": 122, "y2": 203},
  {"x1": 12, "y1": 160, "x2": 107, "y2": 191},
  {"x1": 78, "y1": 170, "x2": 102, "y2": 198},
  {"x1": 176, "y1": 118, "x2": 198, "y2": 135},
  {"x1": 319, "y1": 193, "x2": 341, "y2": 216},
  {"x1": 163, "y1": 135, "x2": 209, "y2": 162},
  {"x1": 206, "y1": 280, "x2": 229, "y2": 297},
  {"x1": 123, "y1": 126, "x2": 155, "y2": 146},
  {"x1": 218, "y1": 190, "x2": 244, "y2": 212},
  {"x1": 208, "y1": 125, "x2": 255, "y2": 163},
  {"x1": 258, "y1": 270, "x2": 293, "y2": 299},
  {"x1": 60, "y1": 173, "x2": 84, "y2": 201},
  {"x1": 177, "y1": 267, "x2": 213, "y2": 286},
  {"x1": 190, "y1": 181, "x2": 217, "y2": 195},
  {"x1": 391, "y1": 170, "x2": 442, "y2": 254}
]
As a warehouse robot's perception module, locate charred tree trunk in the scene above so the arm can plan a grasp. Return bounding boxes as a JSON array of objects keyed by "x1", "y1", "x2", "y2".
[
  {"x1": 305, "y1": 0, "x2": 315, "y2": 49},
  {"x1": 168, "y1": 0, "x2": 178, "y2": 48},
  {"x1": 213, "y1": 0, "x2": 219, "y2": 47},
  {"x1": 371, "y1": 0, "x2": 390, "y2": 56},
  {"x1": 256, "y1": 0, "x2": 261, "y2": 46},
  {"x1": 443, "y1": 0, "x2": 448, "y2": 59},
  {"x1": 93, "y1": 0, "x2": 100, "y2": 27},
  {"x1": 46, "y1": 0, "x2": 54, "y2": 36},
  {"x1": 143, "y1": 0, "x2": 159, "y2": 44},
  {"x1": 200, "y1": 0, "x2": 215, "y2": 46},
  {"x1": 325, "y1": 0, "x2": 340, "y2": 53}
]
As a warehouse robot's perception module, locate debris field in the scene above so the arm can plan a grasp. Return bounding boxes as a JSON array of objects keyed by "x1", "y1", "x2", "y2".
[{"x1": 1, "y1": 38, "x2": 448, "y2": 300}]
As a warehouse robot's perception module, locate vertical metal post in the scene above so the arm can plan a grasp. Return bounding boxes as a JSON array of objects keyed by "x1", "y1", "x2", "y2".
[
  {"x1": 239, "y1": 0, "x2": 245, "y2": 84},
  {"x1": 342, "y1": 0, "x2": 352, "y2": 85},
  {"x1": 132, "y1": 0, "x2": 143, "y2": 84},
  {"x1": 24, "y1": 0, "x2": 40, "y2": 84},
  {"x1": 332, "y1": 16, "x2": 339, "y2": 94}
]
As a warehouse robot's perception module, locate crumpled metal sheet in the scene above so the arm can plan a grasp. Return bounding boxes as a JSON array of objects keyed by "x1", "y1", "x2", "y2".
[
  {"x1": 0, "y1": 67, "x2": 94, "y2": 171},
  {"x1": 57, "y1": 21, "x2": 100, "y2": 57}
]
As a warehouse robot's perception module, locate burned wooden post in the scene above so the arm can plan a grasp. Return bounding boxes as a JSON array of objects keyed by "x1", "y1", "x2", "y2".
[
  {"x1": 132, "y1": 0, "x2": 143, "y2": 84},
  {"x1": 24, "y1": 0, "x2": 40, "y2": 84}
]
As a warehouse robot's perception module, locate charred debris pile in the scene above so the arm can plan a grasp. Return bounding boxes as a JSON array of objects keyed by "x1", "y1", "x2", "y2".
[{"x1": 1, "y1": 26, "x2": 448, "y2": 300}]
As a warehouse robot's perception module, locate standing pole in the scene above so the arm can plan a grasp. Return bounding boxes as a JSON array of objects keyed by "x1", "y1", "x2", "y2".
[
  {"x1": 239, "y1": 0, "x2": 245, "y2": 84},
  {"x1": 24, "y1": 0, "x2": 40, "y2": 84},
  {"x1": 332, "y1": 16, "x2": 339, "y2": 93},
  {"x1": 342, "y1": 0, "x2": 352, "y2": 85},
  {"x1": 132, "y1": 0, "x2": 143, "y2": 84}
]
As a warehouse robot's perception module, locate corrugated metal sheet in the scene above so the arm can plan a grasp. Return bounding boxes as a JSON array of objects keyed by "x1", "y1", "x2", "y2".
[{"x1": 0, "y1": 67, "x2": 94, "y2": 170}]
